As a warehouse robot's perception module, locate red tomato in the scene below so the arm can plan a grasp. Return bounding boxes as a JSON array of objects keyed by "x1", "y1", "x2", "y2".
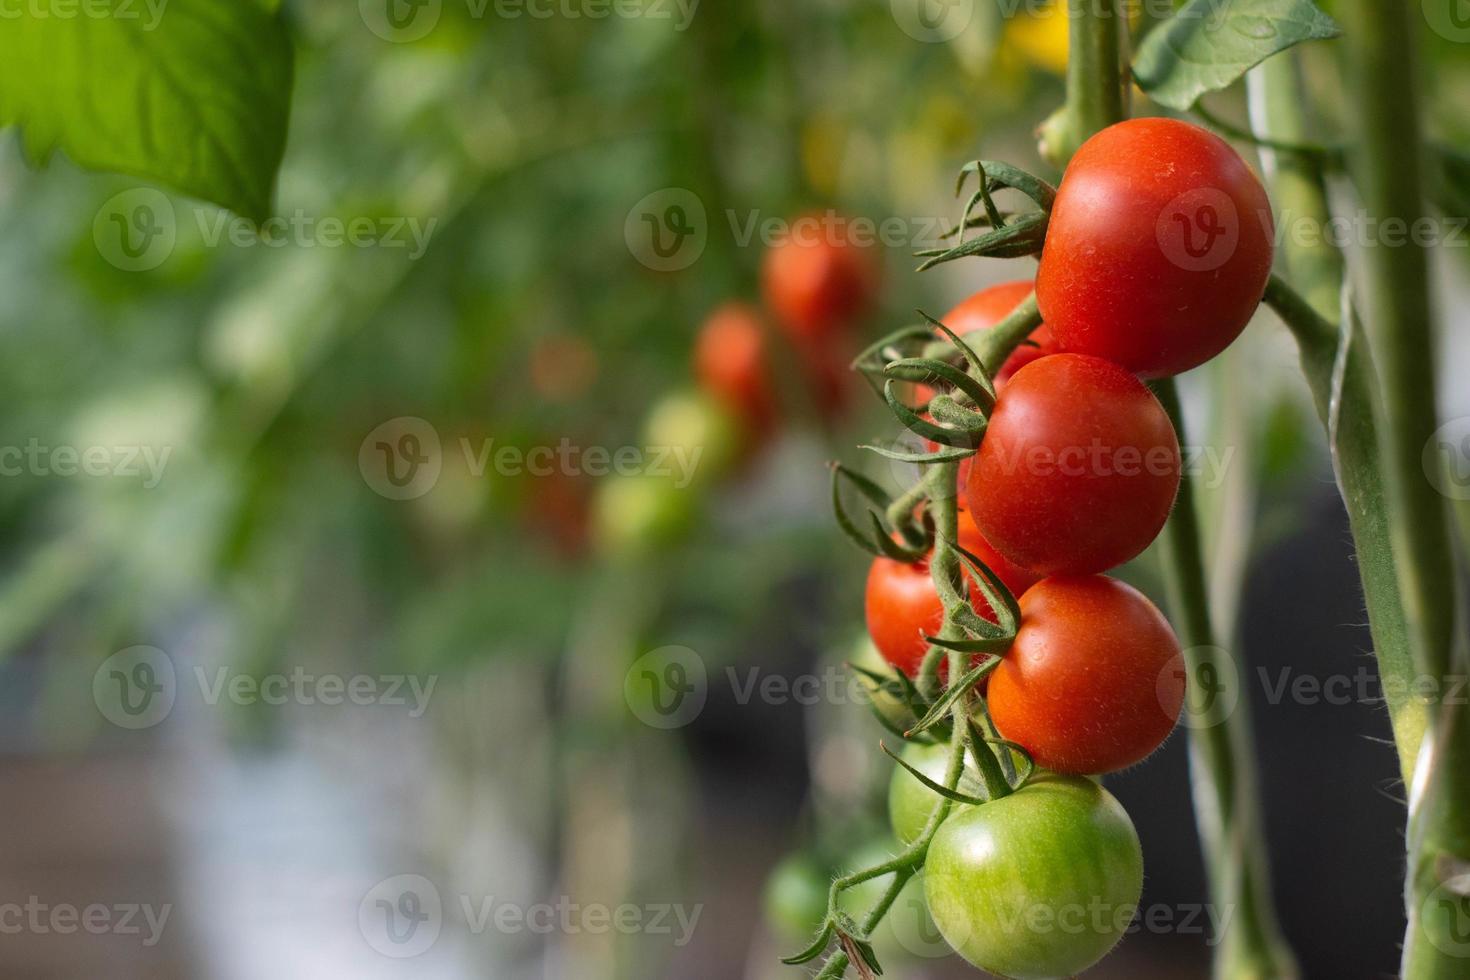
[
  {"x1": 694, "y1": 303, "x2": 777, "y2": 439},
  {"x1": 921, "y1": 280, "x2": 1058, "y2": 496},
  {"x1": 762, "y1": 213, "x2": 879, "y2": 342},
  {"x1": 966, "y1": 353, "x2": 1180, "y2": 577},
  {"x1": 989, "y1": 575, "x2": 1186, "y2": 774},
  {"x1": 864, "y1": 510, "x2": 1041, "y2": 676},
  {"x1": 1036, "y1": 118, "x2": 1275, "y2": 378},
  {"x1": 941, "y1": 280, "x2": 1057, "y2": 383}
]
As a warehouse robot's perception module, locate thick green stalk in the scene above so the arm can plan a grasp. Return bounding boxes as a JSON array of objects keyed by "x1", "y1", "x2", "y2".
[
  {"x1": 1248, "y1": 57, "x2": 1425, "y2": 779},
  {"x1": 1338, "y1": 3, "x2": 1470, "y2": 975},
  {"x1": 1054, "y1": 3, "x2": 1291, "y2": 975},
  {"x1": 1039, "y1": 0, "x2": 1128, "y2": 166}
]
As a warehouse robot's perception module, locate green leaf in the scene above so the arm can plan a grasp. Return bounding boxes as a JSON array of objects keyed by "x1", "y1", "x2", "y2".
[
  {"x1": 0, "y1": 0, "x2": 294, "y2": 221},
  {"x1": 1134, "y1": 0, "x2": 1341, "y2": 111}
]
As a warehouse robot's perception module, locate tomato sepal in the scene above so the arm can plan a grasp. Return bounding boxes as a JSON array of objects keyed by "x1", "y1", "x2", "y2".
[
  {"x1": 880, "y1": 740, "x2": 989, "y2": 807},
  {"x1": 830, "y1": 464, "x2": 932, "y2": 561},
  {"x1": 882, "y1": 383, "x2": 984, "y2": 449},
  {"x1": 906, "y1": 659, "x2": 999, "y2": 738}
]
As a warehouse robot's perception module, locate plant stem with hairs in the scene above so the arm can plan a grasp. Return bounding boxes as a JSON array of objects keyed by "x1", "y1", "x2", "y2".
[
  {"x1": 1248, "y1": 53, "x2": 1427, "y2": 779},
  {"x1": 1338, "y1": 3, "x2": 1470, "y2": 975}
]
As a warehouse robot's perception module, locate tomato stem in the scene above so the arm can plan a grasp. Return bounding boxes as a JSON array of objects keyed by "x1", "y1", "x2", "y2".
[
  {"x1": 1252, "y1": 59, "x2": 1427, "y2": 781},
  {"x1": 1151, "y1": 378, "x2": 1299, "y2": 980},
  {"x1": 1338, "y1": 2, "x2": 1470, "y2": 974},
  {"x1": 1039, "y1": 0, "x2": 1129, "y2": 167}
]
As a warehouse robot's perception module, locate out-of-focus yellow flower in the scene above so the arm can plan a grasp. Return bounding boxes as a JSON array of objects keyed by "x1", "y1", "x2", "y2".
[
  {"x1": 1005, "y1": 1, "x2": 1070, "y2": 76},
  {"x1": 802, "y1": 115, "x2": 846, "y2": 199}
]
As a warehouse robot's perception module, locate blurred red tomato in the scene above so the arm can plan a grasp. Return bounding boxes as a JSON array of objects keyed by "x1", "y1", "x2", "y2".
[
  {"x1": 762, "y1": 212, "x2": 880, "y2": 342},
  {"x1": 694, "y1": 303, "x2": 777, "y2": 440}
]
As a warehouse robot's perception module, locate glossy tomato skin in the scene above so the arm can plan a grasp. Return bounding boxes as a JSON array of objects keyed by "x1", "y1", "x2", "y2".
[
  {"x1": 1037, "y1": 118, "x2": 1275, "y2": 378},
  {"x1": 865, "y1": 511, "x2": 1041, "y2": 676},
  {"x1": 990, "y1": 575, "x2": 1186, "y2": 774},
  {"x1": 966, "y1": 353, "x2": 1180, "y2": 577},
  {"x1": 942, "y1": 280, "x2": 1057, "y2": 384},
  {"x1": 694, "y1": 303, "x2": 776, "y2": 439},
  {"x1": 888, "y1": 740, "x2": 950, "y2": 846},
  {"x1": 924, "y1": 775, "x2": 1144, "y2": 979},
  {"x1": 762, "y1": 213, "x2": 879, "y2": 342}
]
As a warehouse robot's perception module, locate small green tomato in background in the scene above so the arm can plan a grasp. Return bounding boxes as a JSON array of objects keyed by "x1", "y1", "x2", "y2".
[
  {"x1": 887, "y1": 740, "x2": 950, "y2": 846},
  {"x1": 591, "y1": 471, "x2": 695, "y2": 557},
  {"x1": 640, "y1": 388, "x2": 741, "y2": 489},
  {"x1": 849, "y1": 635, "x2": 914, "y2": 733},
  {"x1": 923, "y1": 774, "x2": 1143, "y2": 980},
  {"x1": 763, "y1": 852, "x2": 831, "y2": 943}
]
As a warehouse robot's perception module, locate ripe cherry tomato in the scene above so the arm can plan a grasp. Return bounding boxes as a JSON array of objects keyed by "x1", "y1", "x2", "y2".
[
  {"x1": 1036, "y1": 117, "x2": 1275, "y2": 378},
  {"x1": 921, "y1": 280, "x2": 1057, "y2": 495},
  {"x1": 989, "y1": 575, "x2": 1186, "y2": 774},
  {"x1": 941, "y1": 280, "x2": 1057, "y2": 384},
  {"x1": 966, "y1": 353, "x2": 1180, "y2": 577},
  {"x1": 924, "y1": 775, "x2": 1144, "y2": 979},
  {"x1": 888, "y1": 740, "x2": 950, "y2": 845},
  {"x1": 865, "y1": 510, "x2": 1041, "y2": 676},
  {"x1": 762, "y1": 212, "x2": 879, "y2": 342},
  {"x1": 694, "y1": 303, "x2": 777, "y2": 440}
]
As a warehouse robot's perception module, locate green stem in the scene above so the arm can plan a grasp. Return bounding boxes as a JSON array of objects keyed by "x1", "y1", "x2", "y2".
[
  {"x1": 1338, "y1": 3, "x2": 1470, "y2": 976},
  {"x1": 1250, "y1": 57, "x2": 1426, "y2": 783},
  {"x1": 1152, "y1": 380, "x2": 1299, "y2": 980},
  {"x1": 1039, "y1": 0, "x2": 1128, "y2": 166},
  {"x1": 1193, "y1": 102, "x2": 1344, "y2": 168}
]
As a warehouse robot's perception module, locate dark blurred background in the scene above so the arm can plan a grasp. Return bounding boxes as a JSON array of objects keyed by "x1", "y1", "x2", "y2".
[{"x1": 0, "y1": 1, "x2": 1467, "y2": 977}]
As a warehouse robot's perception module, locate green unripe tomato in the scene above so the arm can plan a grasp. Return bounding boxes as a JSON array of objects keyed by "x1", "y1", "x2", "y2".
[
  {"x1": 640, "y1": 389, "x2": 741, "y2": 489},
  {"x1": 763, "y1": 853, "x2": 830, "y2": 943},
  {"x1": 850, "y1": 635, "x2": 914, "y2": 732},
  {"x1": 591, "y1": 471, "x2": 695, "y2": 557},
  {"x1": 887, "y1": 740, "x2": 950, "y2": 846},
  {"x1": 923, "y1": 775, "x2": 1143, "y2": 979}
]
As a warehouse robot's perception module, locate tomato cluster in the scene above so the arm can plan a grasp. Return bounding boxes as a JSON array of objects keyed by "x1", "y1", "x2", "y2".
[{"x1": 850, "y1": 119, "x2": 1272, "y2": 978}]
